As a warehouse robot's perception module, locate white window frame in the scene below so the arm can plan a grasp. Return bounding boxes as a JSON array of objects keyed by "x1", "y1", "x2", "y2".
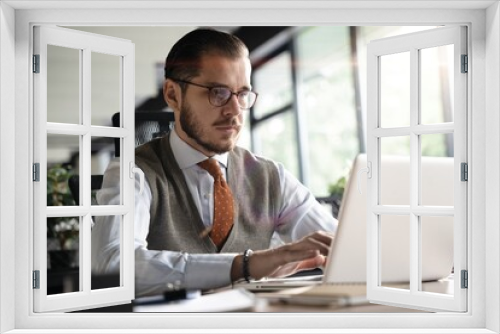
[
  {"x1": 1, "y1": 1, "x2": 499, "y2": 333},
  {"x1": 366, "y1": 26, "x2": 468, "y2": 312},
  {"x1": 32, "y1": 25, "x2": 136, "y2": 312}
]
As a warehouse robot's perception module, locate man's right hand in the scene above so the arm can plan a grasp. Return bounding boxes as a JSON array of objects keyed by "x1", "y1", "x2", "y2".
[{"x1": 230, "y1": 231, "x2": 333, "y2": 282}]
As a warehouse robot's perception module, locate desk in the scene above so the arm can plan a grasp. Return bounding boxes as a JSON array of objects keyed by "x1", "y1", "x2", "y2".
[
  {"x1": 255, "y1": 300, "x2": 426, "y2": 313},
  {"x1": 132, "y1": 288, "x2": 429, "y2": 313}
]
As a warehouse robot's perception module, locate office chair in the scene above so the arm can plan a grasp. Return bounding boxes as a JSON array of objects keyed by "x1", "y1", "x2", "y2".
[
  {"x1": 112, "y1": 111, "x2": 175, "y2": 157},
  {"x1": 68, "y1": 175, "x2": 104, "y2": 206}
]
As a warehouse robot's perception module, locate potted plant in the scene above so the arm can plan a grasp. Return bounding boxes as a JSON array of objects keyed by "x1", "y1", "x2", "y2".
[
  {"x1": 327, "y1": 175, "x2": 347, "y2": 219},
  {"x1": 46, "y1": 165, "x2": 79, "y2": 269}
]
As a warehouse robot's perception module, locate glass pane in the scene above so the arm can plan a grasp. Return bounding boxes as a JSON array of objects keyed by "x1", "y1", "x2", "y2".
[
  {"x1": 253, "y1": 111, "x2": 299, "y2": 178},
  {"x1": 420, "y1": 216, "x2": 454, "y2": 295},
  {"x1": 252, "y1": 52, "x2": 293, "y2": 119},
  {"x1": 91, "y1": 136, "x2": 119, "y2": 205},
  {"x1": 47, "y1": 216, "x2": 80, "y2": 295},
  {"x1": 380, "y1": 215, "x2": 410, "y2": 290},
  {"x1": 91, "y1": 52, "x2": 121, "y2": 126},
  {"x1": 47, "y1": 45, "x2": 80, "y2": 124},
  {"x1": 297, "y1": 26, "x2": 351, "y2": 81},
  {"x1": 421, "y1": 133, "x2": 454, "y2": 206},
  {"x1": 91, "y1": 215, "x2": 121, "y2": 290},
  {"x1": 380, "y1": 136, "x2": 410, "y2": 205},
  {"x1": 296, "y1": 26, "x2": 359, "y2": 196},
  {"x1": 420, "y1": 45, "x2": 454, "y2": 124},
  {"x1": 47, "y1": 134, "x2": 79, "y2": 207},
  {"x1": 380, "y1": 52, "x2": 410, "y2": 128}
]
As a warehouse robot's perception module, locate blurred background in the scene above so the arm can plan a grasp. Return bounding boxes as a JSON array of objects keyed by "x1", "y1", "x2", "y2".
[{"x1": 47, "y1": 25, "x2": 453, "y2": 209}]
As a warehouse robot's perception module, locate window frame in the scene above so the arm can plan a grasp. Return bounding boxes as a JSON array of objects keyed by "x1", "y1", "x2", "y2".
[
  {"x1": 1, "y1": 2, "x2": 498, "y2": 333},
  {"x1": 32, "y1": 25, "x2": 136, "y2": 313}
]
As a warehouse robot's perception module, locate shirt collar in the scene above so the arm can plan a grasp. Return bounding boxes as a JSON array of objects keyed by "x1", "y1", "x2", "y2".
[{"x1": 170, "y1": 129, "x2": 229, "y2": 170}]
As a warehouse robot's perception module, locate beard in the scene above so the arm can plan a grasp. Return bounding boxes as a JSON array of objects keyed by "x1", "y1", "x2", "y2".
[{"x1": 179, "y1": 101, "x2": 240, "y2": 154}]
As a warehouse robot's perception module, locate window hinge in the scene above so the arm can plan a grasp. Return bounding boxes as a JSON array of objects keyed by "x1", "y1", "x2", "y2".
[
  {"x1": 461, "y1": 270, "x2": 468, "y2": 289},
  {"x1": 33, "y1": 54, "x2": 40, "y2": 73},
  {"x1": 461, "y1": 54, "x2": 468, "y2": 73},
  {"x1": 33, "y1": 163, "x2": 40, "y2": 182},
  {"x1": 33, "y1": 270, "x2": 40, "y2": 289},
  {"x1": 461, "y1": 162, "x2": 468, "y2": 181}
]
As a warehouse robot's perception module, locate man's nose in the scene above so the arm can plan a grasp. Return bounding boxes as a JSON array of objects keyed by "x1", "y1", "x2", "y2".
[{"x1": 222, "y1": 94, "x2": 242, "y2": 116}]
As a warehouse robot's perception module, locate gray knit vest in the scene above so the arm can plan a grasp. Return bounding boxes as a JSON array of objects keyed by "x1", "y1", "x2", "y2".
[{"x1": 135, "y1": 134, "x2": 282, "y2": 254}]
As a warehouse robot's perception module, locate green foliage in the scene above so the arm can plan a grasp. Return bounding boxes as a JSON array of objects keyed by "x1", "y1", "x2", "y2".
[
  {"x1": 47, "y1": 165, "x2": 75, "y2": 207},
  {"x1": 46, "y1": 165, "x2": 78, "y2": 250},
  {"x1": 328, "y1": 176, "x2": 347, "y2": 199}
]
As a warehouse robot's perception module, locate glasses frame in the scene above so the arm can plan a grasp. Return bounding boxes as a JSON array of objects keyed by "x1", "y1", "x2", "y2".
[{"x1": 171, "y1": 78, "x2": 258, "y2": 110}]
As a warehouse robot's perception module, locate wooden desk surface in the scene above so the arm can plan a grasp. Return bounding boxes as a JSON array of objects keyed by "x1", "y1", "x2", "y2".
[{"x1": 253, "y1": 298, "x2": 427, "y2": 313}]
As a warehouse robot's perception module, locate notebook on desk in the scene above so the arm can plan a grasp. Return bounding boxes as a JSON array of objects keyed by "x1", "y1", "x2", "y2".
[{"x1": 234, "y1": 154, "x2": 455, "y2": 300}]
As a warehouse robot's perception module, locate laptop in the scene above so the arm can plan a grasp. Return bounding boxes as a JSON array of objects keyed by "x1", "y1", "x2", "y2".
[{"x1": 234, "y1": 154, "x2": 455, "y2": 299}]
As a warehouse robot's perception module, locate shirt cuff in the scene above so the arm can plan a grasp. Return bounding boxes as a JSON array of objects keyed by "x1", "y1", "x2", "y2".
[{"x1": 184, "y1": 253, "x2": 238, "y2": 290}]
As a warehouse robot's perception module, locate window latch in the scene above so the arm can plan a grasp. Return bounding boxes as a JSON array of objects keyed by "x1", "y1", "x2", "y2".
[
  {"x1": 357, "y1": 161, "x2": 372, "y2": 194},
  {"x1": 130, "y1": 162, "x2": 145, "y2": 195}
]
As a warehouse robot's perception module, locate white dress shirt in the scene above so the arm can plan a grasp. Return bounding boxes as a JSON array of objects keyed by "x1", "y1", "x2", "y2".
[{"x1": 92, "y1": 130, "x2": 337, "y2": 297}]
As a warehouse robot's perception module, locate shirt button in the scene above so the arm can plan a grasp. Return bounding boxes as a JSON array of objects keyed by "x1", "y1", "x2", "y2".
[{"x1": 204, "y1": 193, "x2": 212, "y2": 199}]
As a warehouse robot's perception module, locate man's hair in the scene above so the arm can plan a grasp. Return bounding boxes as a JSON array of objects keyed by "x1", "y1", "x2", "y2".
[{"x1": 164, "y1": 28, "x2": 249, "y2": 84}]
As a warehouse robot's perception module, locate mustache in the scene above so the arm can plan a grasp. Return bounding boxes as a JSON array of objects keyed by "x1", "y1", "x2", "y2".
[{"x1": 213, "y1": 118, "x2": 241, "y2": 127}]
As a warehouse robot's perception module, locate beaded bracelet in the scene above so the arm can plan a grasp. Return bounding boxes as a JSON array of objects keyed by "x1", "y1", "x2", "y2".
[{"x1": 243, "y1": 249, "x2": 253, "y2": 283}]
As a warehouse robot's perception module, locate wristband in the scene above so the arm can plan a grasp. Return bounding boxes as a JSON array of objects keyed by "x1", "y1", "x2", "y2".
[{"x1": 243, "y1": 249, "x2": 253, "y2": 283}]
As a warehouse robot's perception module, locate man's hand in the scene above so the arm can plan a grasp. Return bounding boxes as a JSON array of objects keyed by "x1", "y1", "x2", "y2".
[{"x1": 231, "y1": 231, "x2": 334, "y2": 282}]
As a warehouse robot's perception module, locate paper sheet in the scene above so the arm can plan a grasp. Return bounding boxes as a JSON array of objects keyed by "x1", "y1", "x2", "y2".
[{"x1": 133, "y1": 288, "x2": 257, "y2": 312}]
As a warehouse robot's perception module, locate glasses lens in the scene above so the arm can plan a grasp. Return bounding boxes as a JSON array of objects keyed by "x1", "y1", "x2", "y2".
[
  {"x1": 239, "y1": 91, "x2": 257, "y2": 109},
  {"x1": 210, "y1": 87, "x2": 232, "y2": 107}
]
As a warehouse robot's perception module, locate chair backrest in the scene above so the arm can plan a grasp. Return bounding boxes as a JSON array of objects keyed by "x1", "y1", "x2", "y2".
[
  {"x1": 68, "y1": 175, "x2": 104, "y2": 206},
  {"x1": 112, "y1": 111, "x2": 175, "y2": 157}
]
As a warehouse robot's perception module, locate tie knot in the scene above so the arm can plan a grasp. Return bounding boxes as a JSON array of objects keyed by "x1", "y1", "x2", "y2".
[{"x1": 198, "y1": 159, "x2": 222, "y2": 179}]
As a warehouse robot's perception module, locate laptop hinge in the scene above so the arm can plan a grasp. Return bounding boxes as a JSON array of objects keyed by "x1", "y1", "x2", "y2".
[{"x1": 461, "y1": 270, "x2": 468, "y2": 289}]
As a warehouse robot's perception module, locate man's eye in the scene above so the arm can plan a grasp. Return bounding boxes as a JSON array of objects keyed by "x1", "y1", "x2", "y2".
[
  {"x1": 238, "y1": 91, "x2": 250, "y2": 98},
  {"x1": 211, "y1": 87, "x2": 230, "y2": 100}
]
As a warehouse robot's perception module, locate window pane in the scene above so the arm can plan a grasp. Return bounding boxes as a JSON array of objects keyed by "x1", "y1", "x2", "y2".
[
  {"x1": 253, "y1": 111, "x2": 299, "y2": 178},
  {"x1": 420, "y1": 216, "x2": 454, "y2": 295},
  {"x1": 47, "y1": 45, "x2": 80, "y2": 124},
  {"x1": 380, "y1": 215, "x2": 410, "y2": 290},
  {"x1": 420, "y1": 45, "x2": 454, "y2": 124},
  {"x1": 47, "y1": 216, "x2": 81, "y2": 295},
  {"x1": 380, "y1": 136, "x2": 410, "y2": 205},
  {"x1": 380, "y1": 52, "x2": 410, "y2": 128},
  {"x1": 296, "y1": 26, "x2": 359, "y2": 196},
  {"x1": 91, "y1": 136, "x2": 119, "y2": 205},
  {"x1": 92, "y1": 52, "x2": 121, "y2": 126},
  {"x1": 47, "y1": 134, "x2": 79, "y2": 207},
  {"x1": 421, "y1": 134, "x2": 454, "y2": 206},
  {"x1": 252, "y1": 52, "x2": 293, "y2": 119},
  {"x1": 91, "y1": 215, "x2": 121, "y2": 290}
]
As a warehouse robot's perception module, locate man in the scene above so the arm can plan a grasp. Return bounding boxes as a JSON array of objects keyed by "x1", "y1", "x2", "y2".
[{"x1": 92, "y1": 28, "x2": 337, "y2": 297}]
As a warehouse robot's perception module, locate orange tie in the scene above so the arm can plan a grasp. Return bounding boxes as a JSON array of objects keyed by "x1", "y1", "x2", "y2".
[{"x1": 198, "y1": 158, "x2": 234, "y2": 249}]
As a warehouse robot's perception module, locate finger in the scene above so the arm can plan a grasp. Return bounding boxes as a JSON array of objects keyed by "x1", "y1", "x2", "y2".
[
  {"x1": 280, "y1": 249, "x2": 319, "y2": 265},
  {"x1": 307, "y1": 231, "x2": 335, "y2": 247},
  {"x1": 306, "y1": 237, "x2": 331, "y2": 256},
  {"x1": 295, "y1": 255, "x2": 326, "y2": 272},
  {"x1": 290, "y1": 236, "x2": 330, "y2": 256}
]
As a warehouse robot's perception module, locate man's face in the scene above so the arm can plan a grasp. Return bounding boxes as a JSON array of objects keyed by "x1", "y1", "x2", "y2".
[{"x1": 174, "y1": 53, "x2": 252, "y2": 156}]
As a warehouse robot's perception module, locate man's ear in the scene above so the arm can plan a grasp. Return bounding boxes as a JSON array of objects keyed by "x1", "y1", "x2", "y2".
[{"x1": 163, "y1": 79, "x2": 180, "y2": 110}]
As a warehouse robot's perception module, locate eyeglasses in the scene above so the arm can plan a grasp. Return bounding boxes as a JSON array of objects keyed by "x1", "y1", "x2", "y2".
[{"x1": 172, "y1": 78, "x2": 258, "y2": 110}]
